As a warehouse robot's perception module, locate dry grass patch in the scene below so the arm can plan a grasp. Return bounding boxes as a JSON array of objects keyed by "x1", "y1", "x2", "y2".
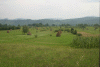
[{"x1": 77, "y1": 32, "x2": 99, "y2": 37}]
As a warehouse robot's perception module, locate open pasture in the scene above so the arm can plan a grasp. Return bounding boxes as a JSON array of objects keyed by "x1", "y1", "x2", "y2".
[
  {"x1": 74, "y1": 26, "x2": 99, "y2": 34},
  {"x1": 0, "y1": 26, "x2": 99, "y2": 67}
]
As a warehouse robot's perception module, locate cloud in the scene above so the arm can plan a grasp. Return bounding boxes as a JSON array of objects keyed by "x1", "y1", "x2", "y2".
[{"x1": 0, "y1": 0, "x2": 99, "y2": 19}]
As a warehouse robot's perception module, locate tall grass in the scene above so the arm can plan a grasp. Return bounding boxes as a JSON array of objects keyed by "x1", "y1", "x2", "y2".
[{"x1": 70, "y1": 36, "x2": 99, "y2": 48}]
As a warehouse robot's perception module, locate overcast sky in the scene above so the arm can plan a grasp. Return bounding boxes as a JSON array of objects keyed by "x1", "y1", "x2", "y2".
[{"x1": 0, "y1": 0, "x2": 99, "y2": 19}]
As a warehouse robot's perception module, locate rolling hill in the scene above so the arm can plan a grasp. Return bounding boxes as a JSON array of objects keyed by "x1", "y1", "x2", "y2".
[{"x1": 0, "y1": 16, "x2": 99, "y2": 26}]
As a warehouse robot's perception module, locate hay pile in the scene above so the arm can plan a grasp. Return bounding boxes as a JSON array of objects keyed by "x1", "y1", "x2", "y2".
[
  {"x1": 27, "y1": 31, "x2": 31, "y2": 35},
  {"x1": 56, "y1": 30, "x2": 62, "y2": 37},
  {"x1": 7, "y1": 30, "x2": 9, "y2": 33}
]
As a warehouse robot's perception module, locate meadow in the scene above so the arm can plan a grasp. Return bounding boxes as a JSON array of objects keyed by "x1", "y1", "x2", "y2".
[{"x1": 0, "y1": 26, "x2": 99, "y2": 67}]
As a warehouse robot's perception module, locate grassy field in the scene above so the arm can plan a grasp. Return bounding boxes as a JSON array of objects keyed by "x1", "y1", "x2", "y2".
[
  {"x1": 0, "y1": 26, "x2": 99, "y2": 67},
  {"x1": 74, "y1": 26, "x2": 99, "y2": 34}
]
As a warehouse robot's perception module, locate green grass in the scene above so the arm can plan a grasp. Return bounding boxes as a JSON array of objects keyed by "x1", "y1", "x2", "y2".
[
  {"x1": 0, "y1": 27, "x2": 99, "y2": 67},
  {"x1": 0, "y1": 43, "x2": 98, "y2": 67},
  {"x1": 74, "y1": 26, "x2": 99, "y2": 34}
]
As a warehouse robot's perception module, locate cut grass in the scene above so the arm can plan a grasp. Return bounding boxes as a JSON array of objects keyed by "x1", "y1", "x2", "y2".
[
  {"x1": 0, "y1": 27, "x2": 99, "y2": 67},
  {"x1": 0, "y1": 43, "x2": 99, "y2": 67}
]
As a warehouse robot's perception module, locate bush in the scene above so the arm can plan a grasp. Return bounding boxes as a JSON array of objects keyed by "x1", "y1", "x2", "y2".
[
  {"x1": 71, "y1": 28, "x2": 74, "y2": 32},
  {"x1": 59, "y1": 29, "x2": 63, "y2": 31},
  {"x1": 77, "y1": 33, "x2": 82, "y2": 36},
  {"x1": 71, "y1": 30, "x2": 74, "y2": 33},
  {"x1": 65, "y1": 29, "x2": 70, "y2": 32},
  {"x1": 50, "y1": 34, "x2": 52, "y2": 36},
  {"x1": 35, "y1": 35, "x2": 37, "y2": 38},
  {"x1": 54, "y1": 30, "x2": 59, "y2": 32},
  {"x1": 70, "y1": 36, "x2": 99, "y2": 48},
  {"x1": 72, "y1": 30, "x2": 77, "y2": 35}
]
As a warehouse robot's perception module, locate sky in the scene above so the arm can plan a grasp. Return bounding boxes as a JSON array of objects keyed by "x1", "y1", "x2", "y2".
[{"x1": 0, "y1": 0, "x2": 99, "y2": 20}]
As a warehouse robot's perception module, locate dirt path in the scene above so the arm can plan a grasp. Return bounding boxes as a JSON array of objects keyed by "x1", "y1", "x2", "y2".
[{"x1": 77, "y1": 32, "x2": 99, "y2": 37}]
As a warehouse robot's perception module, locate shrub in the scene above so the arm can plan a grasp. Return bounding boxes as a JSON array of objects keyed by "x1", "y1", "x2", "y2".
[
  {"x1": 70, "y1": 36, "x2": 99, "y2": 48},
  {"x1": 50, "y1": 34, "x2": 52, "y2": 36},
  {"x1": 71, "y1": 30, "x2": 74, "y2": 33},
  {"x1": 35, "y1": 35, "x2": 37, "y2": 38},
  {"x1": 60, "y1": 29, "x2": 63, "y2": 31},
  {"x1": 71, "y1": 28, "x2": 74, "y2": 33},
  {"x1": 72, "y1": 30, "x2": 77, "y2": 35},
  {"x1": 54, "y1": 30, "x2": 59, "y2": 32},
  {"x1": 94, "y1": 26, "x2": 98, "y2": 30},
  {"x1": 56, "y1": 31, "x2": 61, "y2": 37},
  {"x1": 71, "y1": 28, "x2": 74, "y2": 32},
  {"x1": 77, "y1": 33, "x2": 82, "y2": 36}
]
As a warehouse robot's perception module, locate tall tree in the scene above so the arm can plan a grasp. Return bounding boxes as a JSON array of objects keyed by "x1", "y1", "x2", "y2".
[{"x1": 22, "y1": 25, "x2": 29, "y2": 34}]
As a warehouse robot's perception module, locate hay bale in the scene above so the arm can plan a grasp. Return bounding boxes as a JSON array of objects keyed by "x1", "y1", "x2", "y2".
[
  {"x1": 7, "y1": 30, "x2": 9, "y2": 33},
  {"x1": 27, "y1": 31, "x2": 31, "y2": 35},
  {"x1": 56, "y1": 31, "x2": 61, "y2": 37}
]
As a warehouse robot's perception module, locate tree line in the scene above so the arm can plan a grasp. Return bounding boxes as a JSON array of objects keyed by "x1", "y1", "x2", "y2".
[
  {"x1": 0, "y1": 23, "x2": 99, "y2": 30},
  {"x1": 0, "y1": 23, "x2": 21, "y2": 30}
]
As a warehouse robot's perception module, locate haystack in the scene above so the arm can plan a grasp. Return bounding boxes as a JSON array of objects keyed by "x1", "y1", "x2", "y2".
[
  {"x1": 7, "y1": 30, "x2": 9, "y2": 33},
  {"x1": 56, "y1": 31, "x2": 61, "y2": 37},
  {"x1": 27, "y1": 31, "x2": 31, "y2": 35}
]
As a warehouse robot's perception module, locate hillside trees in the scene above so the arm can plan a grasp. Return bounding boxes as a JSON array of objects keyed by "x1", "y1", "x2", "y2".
[
  {"x1": 28, "y1": 23, "x2": 44, "y2": 27},
  {"x1": 16, "y1": 24, "x2": 21, "y2": 29},
  {"x1": 52, "y1": 24, "x2": 56, "y2": 26},
  {"x1": 45, "y1": 23, "x2": 49, "y2": 26},
  {"x1": 77, "y1": 24, "x2": 86, "y2": 29},
  {"x1": 93, "y1": 24, "x2": 100, "y2": 30}
]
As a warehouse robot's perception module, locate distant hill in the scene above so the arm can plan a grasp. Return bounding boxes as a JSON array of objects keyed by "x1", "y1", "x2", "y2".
[{"x1": 0, "y1": 17, "x2": 99, "y2": 26}]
